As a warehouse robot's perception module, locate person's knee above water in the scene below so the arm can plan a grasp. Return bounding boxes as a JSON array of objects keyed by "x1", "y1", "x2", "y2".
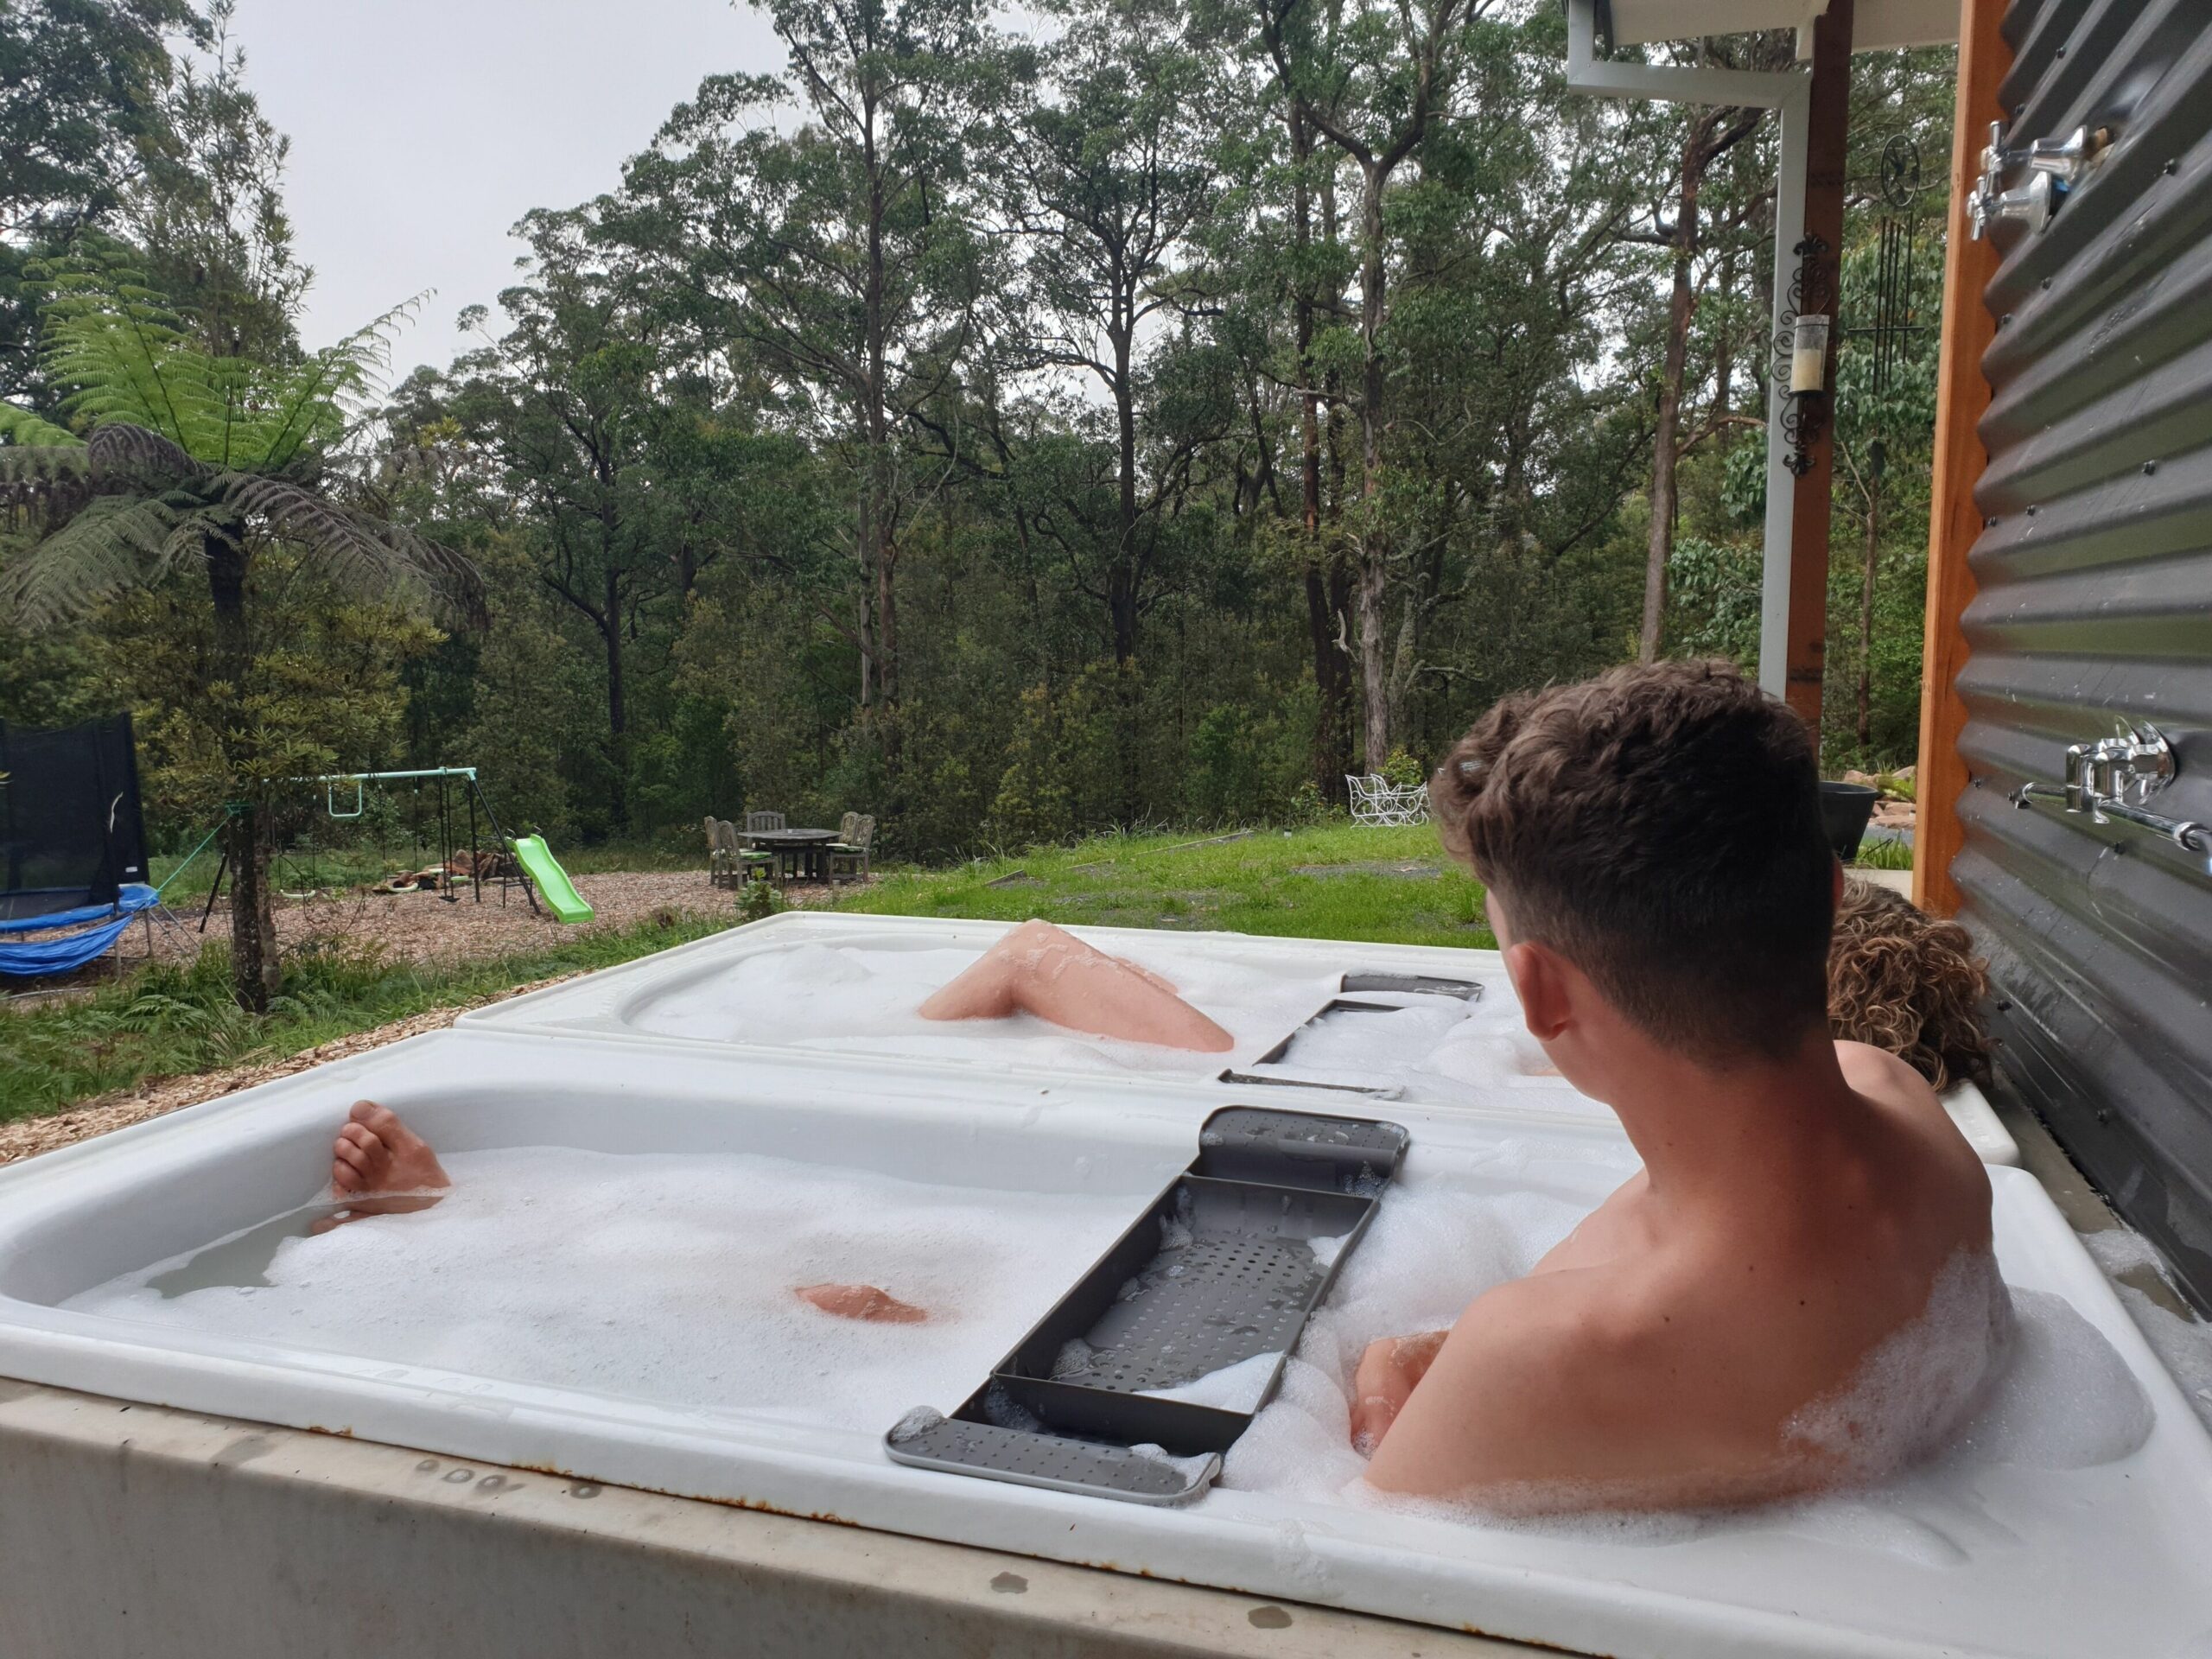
[
  {"x1": 1352, "y1": 659, "x2": 2007, "y2": 1514},
  {"x1": 919, "y1": 917, "x2": 1232, "y2": 1052}
]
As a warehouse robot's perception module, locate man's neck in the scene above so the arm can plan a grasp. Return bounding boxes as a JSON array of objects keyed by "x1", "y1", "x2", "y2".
[{"x1": 1600, "y1": 1029, "x2": 1866, "y2": 1220}]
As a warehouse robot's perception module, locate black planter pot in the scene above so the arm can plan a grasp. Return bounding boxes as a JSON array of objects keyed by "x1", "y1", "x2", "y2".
[{"x1": 1820, "y1": 780, "x2": 1881, "y2": 862}]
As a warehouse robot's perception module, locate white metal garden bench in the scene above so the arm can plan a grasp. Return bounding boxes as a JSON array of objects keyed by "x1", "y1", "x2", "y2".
[{"x1": 1347, "y1": 774, "x2": 1429, "y2": 827}]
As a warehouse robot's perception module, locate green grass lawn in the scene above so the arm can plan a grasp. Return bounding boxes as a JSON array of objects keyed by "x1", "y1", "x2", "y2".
[
  {"x1": 837, "y1": 822, "x2": 1491, "y2": 948},
  {"x1": 5, "y1": 821, "x2": 1484, "y2": 1125}
]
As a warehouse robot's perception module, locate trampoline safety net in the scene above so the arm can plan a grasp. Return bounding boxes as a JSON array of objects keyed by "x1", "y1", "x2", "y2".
[{"x1": 0, "y1": 715, "x2": 151, "y2": 923}]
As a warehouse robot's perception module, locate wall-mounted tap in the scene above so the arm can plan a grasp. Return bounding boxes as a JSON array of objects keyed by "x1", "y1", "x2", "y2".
[
  {"x1": 1971, "y1": 121, "x2": 2113, "y2": 239},
  {"x1": 2014, "y1": 720, "x2": 2208, "y2": 869},
  {"x1": 2025, "y1": 124, "x2": 2112, "y2": 187}
]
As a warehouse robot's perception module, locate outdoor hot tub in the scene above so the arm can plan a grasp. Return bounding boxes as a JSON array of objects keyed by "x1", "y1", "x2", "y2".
[
  {"x1": 0, "y1": 1018, "x2": 2204, "y2": 1659},
  {"x1": 460, "y1": 912, "x2": 2022, "y2": 1163}
]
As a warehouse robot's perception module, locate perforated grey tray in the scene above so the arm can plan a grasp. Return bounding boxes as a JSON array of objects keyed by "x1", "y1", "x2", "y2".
[
  {"x1": 1217, "y1": 982, "x2": 1483, "y2": 1096},
  {"x1": 885, "y1": 1106, "x2": 1408, "y2": 1506}
]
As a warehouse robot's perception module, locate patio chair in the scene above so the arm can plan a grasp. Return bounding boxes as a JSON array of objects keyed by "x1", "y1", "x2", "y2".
[
  {"x1": 742, "y1": 810, "x2": 786, "y2": 839},
  {"x1": 704, "y1": 816, "x2": 729, "y2": 887},
  {"x1": 1347, "y1": 774, "x2": 1429, "y2": 828},
  {"x1": 829, "y1": 813, "x2": 875, "y2": 882},
  {"x1": 710, "y1": 819, "x2": 772, "y2": 887}
]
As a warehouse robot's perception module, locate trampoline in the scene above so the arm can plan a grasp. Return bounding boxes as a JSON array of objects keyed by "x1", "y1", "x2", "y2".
[{"x1": 0, "y1": 715, "x2": 157, "y2": 978}]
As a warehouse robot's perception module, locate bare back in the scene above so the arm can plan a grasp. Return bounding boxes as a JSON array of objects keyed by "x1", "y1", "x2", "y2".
[{"x1": 1363, "y1": 1043, "x2": 2003, "y2": 1511}]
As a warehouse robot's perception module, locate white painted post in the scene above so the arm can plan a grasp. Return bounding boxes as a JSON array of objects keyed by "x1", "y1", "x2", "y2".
[{"x1": 1562, "y1": 0, "x2": 1809, "y2": 696}]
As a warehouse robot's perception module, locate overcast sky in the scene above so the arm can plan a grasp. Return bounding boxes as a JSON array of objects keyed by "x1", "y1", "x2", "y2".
[{"x1": 236, "y1": 0, "x2": 789, "y2": 373}]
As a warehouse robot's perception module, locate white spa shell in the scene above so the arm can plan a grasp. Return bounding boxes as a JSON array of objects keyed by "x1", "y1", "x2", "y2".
[
  {"x1": 459, "y1": 912, "x2": 2021, "y2": 1163},
  {"x1": 0, "y1": 1011, "x2": 2203, "y2": 1659}
]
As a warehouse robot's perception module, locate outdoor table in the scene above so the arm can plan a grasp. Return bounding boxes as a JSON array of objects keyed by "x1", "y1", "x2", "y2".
[{"x1": 746, "y1": 828, "x2": 839, "y2": 884}]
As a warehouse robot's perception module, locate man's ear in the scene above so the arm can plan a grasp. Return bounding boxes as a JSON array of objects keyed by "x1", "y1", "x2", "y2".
[{"x1": 1503, "y1": 940, "x2": 1574, "y2": 1041}]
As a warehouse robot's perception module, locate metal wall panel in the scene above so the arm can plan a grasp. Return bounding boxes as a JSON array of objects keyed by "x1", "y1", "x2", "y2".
[{"x1": 1956, "y1": 0, "x2": 2212, "y2": 1306}]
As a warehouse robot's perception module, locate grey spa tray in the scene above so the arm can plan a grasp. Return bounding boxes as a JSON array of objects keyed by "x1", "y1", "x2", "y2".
[
  {"x1": 1217, "y1": 974, "x2": 1484, "y2": 1096},
  {"x1": 885, "y1": 1106, "x2": 1409, "y2": 1506}
]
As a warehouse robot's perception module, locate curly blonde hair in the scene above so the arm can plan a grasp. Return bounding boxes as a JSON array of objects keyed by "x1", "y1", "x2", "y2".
[{"x1": 1828, "y1": 881, "x2": 1993, "y2": 1090}]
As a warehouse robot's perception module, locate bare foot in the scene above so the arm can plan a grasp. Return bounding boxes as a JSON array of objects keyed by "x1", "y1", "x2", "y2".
[
  {"x1": 330, "y1": 1100, "x2": 450, "y2": 1198},
  {"x1": 794, "y1": 1283, "x2": 929, "y2": 1324}
]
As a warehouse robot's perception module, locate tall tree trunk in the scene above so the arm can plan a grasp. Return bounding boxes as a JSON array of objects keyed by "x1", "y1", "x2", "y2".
[
  {"x1": 1291, "y1": 106, "x2": 1352, "y2": 802},
  {"x1": 601, "y1": 566, "x2": 629, "y2": 828},
  {"x1": 1111, "y1": 324, "x2": 1141, "y2": 666},
  {"x1": 1355, "y1": 159, "x2": 1391, "y2": 769},
  {"x1": 855, "y1": 485, "x2": 876, "y2": 710},
  {"x1": 1640, "y1": 116, "x2": 1714, "y2": 665},
  {"x1": 861, "y1": 96, "x2": 900, "y2": 737},
  {"x1": 1857, "y1": 480, "x2": 1881, "y2": 752},
  {"x1": 206, "y1": 531, "x2": 276, "y2": 1014}
]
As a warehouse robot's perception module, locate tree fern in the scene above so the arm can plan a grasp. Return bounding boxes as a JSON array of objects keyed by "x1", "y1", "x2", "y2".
[
  {"x1": 1, "y1": 253, "x2": 479, "y2": 1014},
  {"x1": 0, "y1": 253, "x2": 475, "y2": 628}
]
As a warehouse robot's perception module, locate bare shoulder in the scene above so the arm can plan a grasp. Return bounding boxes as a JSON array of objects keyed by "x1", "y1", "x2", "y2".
[
  {"x1": 1834, "y1": 1038, "x2": 1938, "y2": 1103},
  {"x1": 1363, "y1": 1267, "x2": 1679, "y2": 1497},
  {"x1": 1834, "y1": 1040, "x2": 1992, "y2": 1214},
  {"x1": 1834, "y1": 1039, "x2": 1964, "y2": 1141}
]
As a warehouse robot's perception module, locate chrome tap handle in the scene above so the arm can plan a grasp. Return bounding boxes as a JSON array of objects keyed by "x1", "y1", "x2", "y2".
[{"x1": 2026, "y1": 125, "x2": 2110, "y2": 186}]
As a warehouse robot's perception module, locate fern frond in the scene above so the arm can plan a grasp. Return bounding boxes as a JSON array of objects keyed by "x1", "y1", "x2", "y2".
[
  {"x1": 251, "y1": 296, "x2": 429, "y2": 472},
  {"x1": 0, "y1": 406, "x2": 90, "y2": 510},
  {"x1": 0, "y1": 495, "x2": 203, "y2": 626},
  {"x1": 210, "y1": 472, "x2": 480, "y2": 622},
  {"x1": 87, "y1": 422, "x2": 209, "y2": 486},
  {"x1": 0, "y1": 403, "x2": 85, "y2": 448}
]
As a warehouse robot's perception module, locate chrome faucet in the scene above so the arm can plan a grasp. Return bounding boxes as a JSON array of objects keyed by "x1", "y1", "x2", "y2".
[{"x1": 2014, "y1": 720, "x2": 2209, "y2": 868}]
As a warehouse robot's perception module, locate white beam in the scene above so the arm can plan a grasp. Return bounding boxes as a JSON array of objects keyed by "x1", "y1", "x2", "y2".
[
  {"x1": 1607, "y1": 0, "x2": 1953, "y2": 50},
  {"x1": 1565, "y1": 0, "x2": 1809, "y2": 699}
]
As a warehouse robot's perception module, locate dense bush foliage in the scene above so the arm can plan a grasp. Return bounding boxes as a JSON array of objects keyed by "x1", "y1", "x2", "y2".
[{"x1": 5, "y1": 0, "x2": 1955, "y2": 883}]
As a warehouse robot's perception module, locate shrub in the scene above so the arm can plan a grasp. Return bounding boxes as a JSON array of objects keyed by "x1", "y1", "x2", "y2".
[{"x1": 1379, "y1": 747, "x2": 1427, "y2": 790}]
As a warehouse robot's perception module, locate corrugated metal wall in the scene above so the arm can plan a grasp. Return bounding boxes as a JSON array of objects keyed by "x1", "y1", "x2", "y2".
[{"x1": 1955, "y1": 0, "x2": 2212, "y2": 1306}]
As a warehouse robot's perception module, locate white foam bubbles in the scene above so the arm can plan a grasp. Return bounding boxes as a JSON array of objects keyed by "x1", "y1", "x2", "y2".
[
  {"x1": 1138, "y1": 1351, "x2": 1282, "y2": 1413},
  {"x1": 1784, "y1": 1249, "x2": 2015, "y2": 1480},
  {"x1": 1943, "y1": 1287, "x2": 2152, "y2": 1470},
  {"x1": 66, "y1": 1146, "x2": 1143, "y2": 1432}
]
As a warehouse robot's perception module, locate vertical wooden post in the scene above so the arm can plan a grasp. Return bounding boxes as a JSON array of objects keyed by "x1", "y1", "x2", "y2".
[
  {"x1": 1913, "y1": 0, "x2": 2012, "y2": 917},
  {"x1": 1783, "y1": 0, "x2": 1854, "y2": 732}
]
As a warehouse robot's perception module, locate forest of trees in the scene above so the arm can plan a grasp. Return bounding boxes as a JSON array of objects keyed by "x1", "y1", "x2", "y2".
[{"x1": 3, "y1": 0, "x2": 1954, "y2": 871}]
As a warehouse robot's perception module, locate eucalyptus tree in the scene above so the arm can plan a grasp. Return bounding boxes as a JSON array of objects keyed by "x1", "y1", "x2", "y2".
[
  {"x1": 122, "y1": 0, "x2": 304, "y2": 365},
  {"x1": 1252, "y1": 0, "x2": 1497, "y2": 769},
  {"x1": 988, "y1": 0, "x2": 1226, "y2": 666},
  {"x1": 438, "y1": 207, "x2": 688, "y2": 830},
  {"x1": 0, "y1": 0, "x2": 202, "y2": 399},
  {"x1": 614, "y1": 0, "x2": 988, "y2": 735},
  {"x1": 0, "y1": 257, "x2": 475, "y2": 1010}
]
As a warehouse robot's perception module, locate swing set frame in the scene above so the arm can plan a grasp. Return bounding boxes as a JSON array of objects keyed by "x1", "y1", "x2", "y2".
[{"x1": 192, "y1": 767, "x2": 542, "y2": 931}]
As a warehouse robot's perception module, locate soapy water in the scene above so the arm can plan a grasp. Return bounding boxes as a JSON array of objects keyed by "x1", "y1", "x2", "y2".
[
  {"x1": 1138, "y1": 1350, "x2": 1284, "y2": 1414},
  {"x1": 1222, "y1": 1154, "x2": 2161, "y2": 1554},
  {"x1": 65, "y1": 1147, "x2": 1148, "y2": 1431}
]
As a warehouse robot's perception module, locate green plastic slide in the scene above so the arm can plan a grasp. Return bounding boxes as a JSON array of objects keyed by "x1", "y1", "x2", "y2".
[{"x1": 508, "y1": 834, "x2": 594, "y2": 924}]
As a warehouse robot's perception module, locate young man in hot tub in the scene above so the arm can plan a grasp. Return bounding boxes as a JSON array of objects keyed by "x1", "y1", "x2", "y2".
[{"x1": 1349, "y1": 659, "x2": 2009, "y2": 1512}]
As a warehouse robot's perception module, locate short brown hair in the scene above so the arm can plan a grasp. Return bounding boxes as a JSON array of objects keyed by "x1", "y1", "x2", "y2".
[
  {"x1": 1433, "y1": 659, "x2": 1833, "y2": 1065},
  {"x1": 1828, "y1": 880, "x2": 1993, "y2": 1090}
]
